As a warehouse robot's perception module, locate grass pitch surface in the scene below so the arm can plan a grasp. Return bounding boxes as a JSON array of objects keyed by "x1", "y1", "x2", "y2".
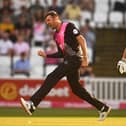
[
  {"x1": 0, "y1": 107, "x2": 126, "y2": 117},
  {"x1": 0, "y1": 117, "x2": 126, "y2": 126}
]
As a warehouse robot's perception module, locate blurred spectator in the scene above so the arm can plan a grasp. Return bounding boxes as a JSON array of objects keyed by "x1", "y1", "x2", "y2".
[
  {"x1": 29, "y1": 0, "x2": 45, "y2": 15},
  {"x1": 13, "y1": 6, "x2": 31, "y2": 23},
  {"x1": 12, "y1": 0, "x2": 30, "y2": 14},
  {"x1": 13, "y1": 35, "x2": 30, "y2": 56},
  {"x1": 0, "y1": 31, "x2": 13, "y2": 55},
  {"x1": 0, "y1": 0, "x2": 14, "y2": 20},
  {"x1": 48, "y1": 0, "x2": 64, "y2": 15},
  {"x1": 0, "y1": 15, "x2": 15, "y2": 34},
  {"x1": 12, "y1": 52, "x2": 31, "y2": 77},
  {"x1": 32, "y1": 8, "x2": 45, "y2": 23},
  {"x1": 62, "y1": 0, "x2": 81, "y2": 20},
  {"x1": 14, "y1": 14, "x2": 32, "y2": 43},
  {"x1": 81, "y1": 19, "x2": 96, "y2": 64},
  {"x1": 61, "y1": 0, "x2": 69, "y2": 7},
  {"x1": 80, "y1": 0, "x2": 94, "y2": 12},
  {"x1": 32, "y1": 10, "x2": 49, "y2": 46},
  {"x1": 113, "y1": 1, "x2": 125, "y2": 12}
]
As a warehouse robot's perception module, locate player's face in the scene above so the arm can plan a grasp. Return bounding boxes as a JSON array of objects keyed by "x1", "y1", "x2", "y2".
[{"x1": 45, "y1": 15, "x2": 56, "y2": 29}]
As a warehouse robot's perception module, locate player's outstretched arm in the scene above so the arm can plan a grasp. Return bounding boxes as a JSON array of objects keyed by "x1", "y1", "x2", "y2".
[{"x1": 76, "y1": 35, "x2": 88, "y2": 67}]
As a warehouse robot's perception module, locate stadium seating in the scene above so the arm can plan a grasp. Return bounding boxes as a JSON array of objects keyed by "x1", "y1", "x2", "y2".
[
  {"x1": 0, "y1": 56, "x2": 11, "y2": 77},
  {"x1": 109, "y1": 11, "x2": 124, "y2": 28},
  {"x1": 95, "y1": 0, "x2": 109, "y2": 13},
  {"x1": 80, "y1": 11, "x2": 92, "y2": 26},
  {"x1": 93, "y1": 12, "x2": 108, "y2": 28},
  {"x1": 30, "y1": 47, "x2": 44, "y2": 78},
  {"x1": 0, "y1": 0, "x2": 126, "y2": 78}
]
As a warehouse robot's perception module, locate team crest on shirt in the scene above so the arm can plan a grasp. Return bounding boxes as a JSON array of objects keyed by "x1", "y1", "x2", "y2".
[{"x1": 73, "y1": 29, "x2": 78, "y2": 34}]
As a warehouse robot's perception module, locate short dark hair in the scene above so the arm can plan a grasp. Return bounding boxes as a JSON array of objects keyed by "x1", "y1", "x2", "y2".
[{"x1": 44, "y1": 10, "x2": 59, "y2": 19}]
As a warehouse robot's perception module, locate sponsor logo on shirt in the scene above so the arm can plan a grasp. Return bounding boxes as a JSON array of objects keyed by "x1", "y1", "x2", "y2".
[{"x1": 73, "y1": 29, "x2": 78, "y2": 35}]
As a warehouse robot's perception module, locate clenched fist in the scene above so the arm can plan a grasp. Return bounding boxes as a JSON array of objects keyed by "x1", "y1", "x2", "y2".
[{"x1": 37, "y1": 50, "x2": 47, "y2": 58}]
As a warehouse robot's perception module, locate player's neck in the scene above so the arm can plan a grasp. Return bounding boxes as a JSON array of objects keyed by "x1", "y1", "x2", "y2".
[{"x1": 56, "y1": 20, "x2": 62, "y2": 32}]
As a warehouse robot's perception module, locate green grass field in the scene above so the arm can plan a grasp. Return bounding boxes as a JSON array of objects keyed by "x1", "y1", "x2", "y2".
[
  {"x1": 0, "y1": 107, "x2": 126, "y2": 117},
  {"x1": 0, "y1": 107, "x2": 126, "y2": 126}
]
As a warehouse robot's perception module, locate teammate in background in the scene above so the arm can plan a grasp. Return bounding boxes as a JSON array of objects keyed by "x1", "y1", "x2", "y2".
[
  {"x1": 117, "y1": 48, "x2": 126, "y2": 74},
  {"x1": 20, "y1": 11, "x2": 111, "y2": 121}
]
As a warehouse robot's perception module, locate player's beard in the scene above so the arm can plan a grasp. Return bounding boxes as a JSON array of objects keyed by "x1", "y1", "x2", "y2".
[
  {"x1": 48, "y1": 25, "x2": 55, "y2": 30},
  {"x1": 48, "y1": 22, "x2": 59, "y2": 31}
]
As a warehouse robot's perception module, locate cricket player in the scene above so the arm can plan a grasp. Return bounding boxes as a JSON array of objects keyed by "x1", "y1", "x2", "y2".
[{"x1": 20, "y1": 11, "x2": 111, "y2": 121}]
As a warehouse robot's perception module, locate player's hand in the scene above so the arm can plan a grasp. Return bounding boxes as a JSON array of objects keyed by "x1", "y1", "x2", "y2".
[
  {"x1": 81, "y1": 60, "x2": 88, "y2": 68},
  {"x1": 117, "y1": 59, "x2": 126, "y2": 74},
  {"x1": 37, "y1": 50, "x2": 46, "y2": 58}
]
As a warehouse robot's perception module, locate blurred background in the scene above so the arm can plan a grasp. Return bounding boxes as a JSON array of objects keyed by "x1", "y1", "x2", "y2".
[{"x1": 0, "y1": 0, "x2": 126, "y2": 117}]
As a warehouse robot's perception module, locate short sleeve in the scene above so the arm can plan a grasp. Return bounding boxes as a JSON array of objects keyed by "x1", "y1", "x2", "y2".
[{"x1": 67, "y1": 23, "x2": 80, "y2": 37}]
